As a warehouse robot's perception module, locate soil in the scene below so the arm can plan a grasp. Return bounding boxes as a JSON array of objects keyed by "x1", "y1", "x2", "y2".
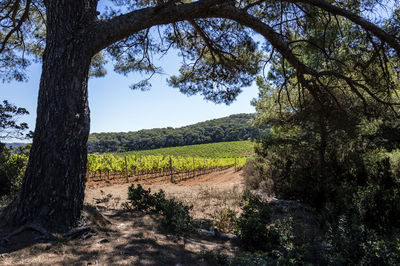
[{"x1": 0, "y1": 167, "x2": 245, "y2": 265}]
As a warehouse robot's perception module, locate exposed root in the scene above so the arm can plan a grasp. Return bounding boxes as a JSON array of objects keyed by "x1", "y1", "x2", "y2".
[
  {"x1": 62, "y1": 226, "x2": 93, "y2": 240},
  {"x1": 183, "y1": 237, "x2": 222, "y2": 249},
  {"x1": 167, "y1": 235, "x2": 222, "y2": 249},
  {"x1": 0, "y1": 223, "x2": 56, "y2": 245},
  {"x1": 0, "y1": 223, "x2": 96, "y2": 246},
  {"x1": 198, "y1": 229, "x2": 237, "y2": 240}
]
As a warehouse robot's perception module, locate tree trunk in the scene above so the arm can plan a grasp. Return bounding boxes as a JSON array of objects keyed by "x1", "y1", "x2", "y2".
[{"x1": 2, "y1": 1, "x2": 98, "y2": 232}]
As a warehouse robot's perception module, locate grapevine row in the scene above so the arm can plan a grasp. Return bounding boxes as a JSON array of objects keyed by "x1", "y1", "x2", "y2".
[{"x1": 87, "y1": 154, "x2": 246, "y2": 181}]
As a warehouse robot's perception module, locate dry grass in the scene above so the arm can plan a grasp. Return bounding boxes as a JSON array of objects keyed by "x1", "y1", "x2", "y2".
[{"x1": 0, "y1": 167, "x2": 244, "y2": 265}]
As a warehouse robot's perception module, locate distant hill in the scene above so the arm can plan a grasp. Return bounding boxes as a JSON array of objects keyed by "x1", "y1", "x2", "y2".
[
  {"x1": 5, "y1": 142, "x2": 27, "y2": 148},
  {"x1": 88, "y1": 113, "x2": 264, "y2": 153}
]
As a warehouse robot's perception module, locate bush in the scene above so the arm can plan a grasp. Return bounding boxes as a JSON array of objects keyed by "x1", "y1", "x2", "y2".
[
  {"x1": 246, "y1": 123, "x2": 400, "y2": 233},
  {"x1": 157, "y1": 197, "x2": 193, "y2": 234},
  {"x1": 0, "y1": 143, "x2": 27, "y2": 199},
  {"x1": 234, "y1": 193, "x2": 276, "y2": 251},
  {"x1": 242, "y1": 157, "x2": 274, "y2": 195},
  {"x1": 231, "y1": 212, "x2": 400, "y2": 265},
  {"x1": 214, "y1": 207, "x2": 236, "y2": 233},
  {"x1": 126, "y1": 184, "x2": 157, "y2": 211},
  {"x1": 325, "y1": 216, "x2": 400, "y2": 265},
  {"x1": 126, "y1": 184, "x2": 193, "y2": 235},
  {"x1": 352, "y1": 154, "x2": 400, "y2": 232}
]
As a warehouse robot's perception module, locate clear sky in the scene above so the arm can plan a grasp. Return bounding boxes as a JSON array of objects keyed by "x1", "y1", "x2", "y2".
[{"x1": 1, "y1": 48, "x2": 259, "y2": 142}]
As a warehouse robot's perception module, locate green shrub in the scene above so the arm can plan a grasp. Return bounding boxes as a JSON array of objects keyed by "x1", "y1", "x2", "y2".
[
  {"x1": 235, "y1": 193, "x2": 276, "y2": 251},
  {"x1": 247, "y1": 123, "x2": 400, "y2": 232},
  {"x1": 157, "y1": 197, "x2": 193, "y2": 235},
  {"x1": 230, "y1": 214, "x2": 400, "y2": 265},
  {"x1": 126, "y1": 184, "x2": 193, "y2": 235},
  {"x1": 0, "y1": 143, "x2": 27, "y2": 199},
  {"x1": 242, "y1": 157, "x2": 274, "y2": 195},
  {"x1": 214, "y1": 207, "x2": 236, "y2": 233},
  {"x1": 352, "y1": 155, "x2": 400, "y2": 232},
  {"x1": 325, "y1": 216, "x2": 400, "y2": 265},
  {"x1": 199, "y1": 250, "x2": 231, "y2": 266},
  {"x1": 127, "y1": 184, "x2": 156, "y2": 211}
]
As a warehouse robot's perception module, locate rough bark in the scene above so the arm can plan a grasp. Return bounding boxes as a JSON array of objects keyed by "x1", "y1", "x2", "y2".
[{"x1": 3, "y1": 0, "x2": 98, "y2": 232}]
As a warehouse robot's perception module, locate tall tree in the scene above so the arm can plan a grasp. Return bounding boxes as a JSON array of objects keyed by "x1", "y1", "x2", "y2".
[{"x1": 0, "y1": 0, "x2": 399, "y2": 232}]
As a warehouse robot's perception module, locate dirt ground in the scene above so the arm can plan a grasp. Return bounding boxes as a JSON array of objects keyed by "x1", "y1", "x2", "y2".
[{"x1": 0, "y1": 168, "x2": 245, "y2": 265}]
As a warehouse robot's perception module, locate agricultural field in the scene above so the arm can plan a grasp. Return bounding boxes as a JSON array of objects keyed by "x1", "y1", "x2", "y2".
[
  {"x1": 87, "y1": 154, "x2": 247, "y2": 182},
  {"x1": 117, "y1": 140, "x2": 254, "y2": 158},
  {"x1": 87, "y1": 141, "x2": 253, "y2": 182}
]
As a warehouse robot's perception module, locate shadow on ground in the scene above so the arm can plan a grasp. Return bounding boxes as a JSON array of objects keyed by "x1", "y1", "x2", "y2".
[{"x1": 0, "y1": 208, "x2": 237, "y2": 265}]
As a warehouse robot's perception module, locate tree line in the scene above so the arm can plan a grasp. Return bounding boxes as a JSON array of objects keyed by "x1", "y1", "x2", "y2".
[{"x1": 88, "y1": 114, "x2": 264, "y2": 153}]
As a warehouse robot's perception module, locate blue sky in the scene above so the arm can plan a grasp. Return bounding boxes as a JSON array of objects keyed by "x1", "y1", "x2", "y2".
[{"x1": 1, "y1": 49, "x2": 259, "y2": 142}]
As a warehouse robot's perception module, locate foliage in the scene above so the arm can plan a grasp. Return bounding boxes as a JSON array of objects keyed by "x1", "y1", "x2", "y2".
[
  {"x1": 234, "y1": 193, "x2": 276, "y2": 251},
  {"x1": 0, "y1": 143, "x2": 27, "y2": 199},
  {"x1": 240, "y1": 16, "x2": 400, "y2": 259},
  {"x1": 199, "y1": 250, "x2": 232, "y2": 266},
  {"x1": 88, "y1": 153, "x2": 246, "y2": 177},
  {"x1": 0, "y1": 0, "x2": 45, "y2": 82},
  {"x1": 324, "y1": 216, "x2": 400, "y2": 265},
  {"x1": 157, "y1": 196, "x2": 193, "y2": 235},
  {"x1": 213, "y1": 207, "x2": 237, "y2": 233},
  {"x1": 0, "y1": 100, "x2": 30, "y2": 140},
  {"x1": 250, "y1": 60, "x2": 400, "y2": 229},
  {"x1": 126, "y1": 184, "x2": 193, "y2": 235},
  {"x1": 248, "y1": 122, "x2": 400, "y2": 232},
  {"x1": 351, "y1": 153, "x2": 400, "y2": 232},
  {"x1": 228, "y1": 197, "x2": 400, "y2": 265},
  {"x1": 119, "y1": 140, "x2": 254, "y2": 159},
  {"x1": 241, "y1": 156, "x2": 274, "y2": 195},
  {"x1": 88, "y1": 114, "x2": 262, "y2": 153},
  {"x1": 0, "y1": 100, "x2": 29, "y2": 199},
  {"x1": 11, "y1": 143, "x2": 32, "y2": 156},
  {"x1": 126, "y1": 184, "x2": 157, "y2": 211}
]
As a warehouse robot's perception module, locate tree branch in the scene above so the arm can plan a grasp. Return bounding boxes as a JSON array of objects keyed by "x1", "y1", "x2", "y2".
[
  {"x1": 279, "y1": 0, "x2": 400, "y2": 57},
  {"x1": 0, "y1": 0, "x2": 31, "y2": 54},
  {"x1": 89, "y1": 0, "x2": 231, "y2": 54}
]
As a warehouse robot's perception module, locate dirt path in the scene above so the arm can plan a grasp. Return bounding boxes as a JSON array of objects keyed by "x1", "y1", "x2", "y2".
[
  {"x1": 0, "y1": 168, "x2": 244, "y2": 265},
  {"x1": 86, "y1": 167, "x2": 242, "y2": 203}
]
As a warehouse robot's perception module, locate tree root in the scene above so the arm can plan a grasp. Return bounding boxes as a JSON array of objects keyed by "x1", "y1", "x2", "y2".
[
  {"x1": 198, "y1": 229, "x2": 237, "y2": 240},
  {"x1": 166, "y1": 235, "x2": 222, "y2": 249},
  {"x1": 0, "y1": 223, "x2": 56, "y2": 245},
  {"x1": 0, "y1": 223, "x2": 95, "y2": 246},
  {"x1": 62, "y1": 226, "x2": 93, "y2": 240}
]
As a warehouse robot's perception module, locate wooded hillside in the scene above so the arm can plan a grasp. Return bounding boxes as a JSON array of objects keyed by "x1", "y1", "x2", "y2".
[{"x1": 88, "y1": 114, "x2": 263, "y2": 153}]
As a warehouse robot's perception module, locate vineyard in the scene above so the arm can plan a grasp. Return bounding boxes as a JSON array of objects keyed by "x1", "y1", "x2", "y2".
[
  {"x1": 87, "y1": 154, "x2": 247, "y2": 183},
  {"x1": 12, "y1": 141, "x2": 253, "y2": 184},
  {"x1": 117, "y1": 140, "x2": 254, "y2": 158}
]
